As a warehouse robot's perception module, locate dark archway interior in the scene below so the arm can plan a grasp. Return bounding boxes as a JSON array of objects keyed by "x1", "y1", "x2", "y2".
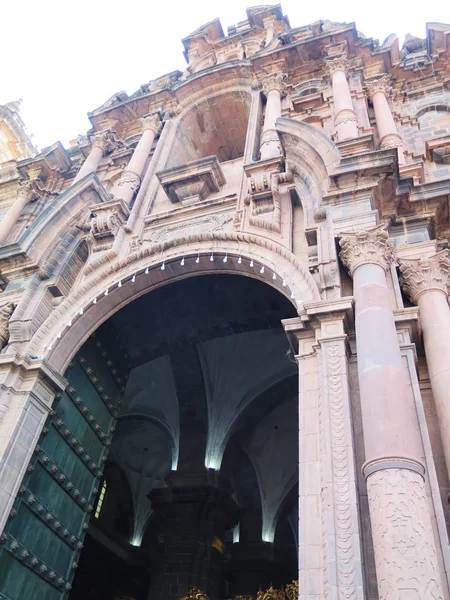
[{"x1": 69, "y1": 274, "x2": 298, "y2": 600}]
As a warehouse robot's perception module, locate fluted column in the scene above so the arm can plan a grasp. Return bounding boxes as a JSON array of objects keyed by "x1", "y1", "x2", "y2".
[
  {"x1": 400, "y1": 251, "x2": 450, "y2": 480},
  {"x1": 115, "y1": 113, "x2": 162, "y2": 206},
  {"x1": 326, "y1": 57, "x2": 359, "y2": 141},
  {"x1": 339, "y1": 225, "x2": 444, "y2": 599},
  {"x1": 73, "y1": 130, "x2": 116, "y2": 184},
  {"x1": 259, "y1": 71, "x2": 286, "y2": 161},
  {"x1": 0, "y1": 180, "x2": 39, "y2": 245},
  {"x1": 366, "y1": 76, "x2": 405, "y2": 165}
]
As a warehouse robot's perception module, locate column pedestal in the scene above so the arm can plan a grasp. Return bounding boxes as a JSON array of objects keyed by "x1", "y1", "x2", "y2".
[{"x1": 148, "y1": 472, "x2": 238, "y2": 600}]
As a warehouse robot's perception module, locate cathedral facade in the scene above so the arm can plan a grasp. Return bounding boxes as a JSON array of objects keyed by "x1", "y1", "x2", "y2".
[{"x1": 0, "y1": 5, "x2": 449, "y2": 600}]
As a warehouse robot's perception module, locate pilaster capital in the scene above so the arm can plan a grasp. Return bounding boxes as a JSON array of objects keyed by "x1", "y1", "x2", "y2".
[
  {"x1": 17, "y1": 179, "x2": 40, "y2": 202},
  {"x1": 260, "y1": 70, "x2": 287, "y2": 96},
  {"x1": 399, "y1": 250, "x2": 450, "y2": 302},
  {"x1": 325, "y1": 56, "x2": 349, "y2": 78},
  {"x1": 142, "y1": 113, "x2": 162, "y2": 135},
  {"x1": 89, "y1": 130, "x2": 117, "y2": 154},
  {"x1": 365, "y1": 75, "x2": 391, "y2": 99},
  {"x1": 339, "y1": 225, "x2": 395, "y2": 275}
]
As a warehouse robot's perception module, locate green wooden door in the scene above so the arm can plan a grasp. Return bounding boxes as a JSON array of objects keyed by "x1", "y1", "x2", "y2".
[{"x1": 0, "y1": 334, "x2": 125, "y2": 600}]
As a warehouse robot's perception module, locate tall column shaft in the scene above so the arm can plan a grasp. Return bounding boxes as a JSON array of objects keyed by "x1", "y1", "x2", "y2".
[
  {"x1": 115, "y1": 114, "x2": 162, "y2": 206},
  {"x1": 260, "y1": 71, "x2": 285, "y2": 160},
  {"x1": 326, "y1": 58, "x2": 358, "y2": 141},
  {"x1": 0, "y1": 181, "x2": 38, "y2": 246},
  {"x1": 400, "y1": 252, "x2": 450, "y2": 480},
  {"x1": 367, "y1": 77, "x2": 405, "y2": 165},
  {"x1": 339, "y1": 226, "x2": 445, "y2": 599},
  {"x1": 73, "y1": 130, "x2": 116, "y2": 184}
]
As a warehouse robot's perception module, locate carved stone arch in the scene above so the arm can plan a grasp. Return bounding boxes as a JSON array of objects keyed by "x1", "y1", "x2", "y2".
[
  {"x1": 415, "y1": 103, "x2": 450, "y2": 119},
  {"x1": 26, "y1": 232, "x2": 320, "y2": 371}
]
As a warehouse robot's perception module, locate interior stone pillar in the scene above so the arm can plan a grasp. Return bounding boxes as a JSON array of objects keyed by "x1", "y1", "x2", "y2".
[
  {"x1": 400, "y1": 251, "x2": 450, "y2": 481},
  {"x1": 339, "y1": 225, "x2": 445, "y2": 599},
  {"x1": 73, "y1": 130, "x2": 116, "y2": 184},
  {"x1": 259, "y1": 69, "x2": 286, "y2": 160},
  {"x1": 326, "y1": 57, "x2": 359, "y2": 141},
  {"x1": 114, "y1": 113, "x2": 162, "y2": 206},
  {"x1": 366, "y1": 76, "x2": 406, "y2": 165},
  {"x1": 0, "y1": 180, "x2": 39, "y2": 245}
]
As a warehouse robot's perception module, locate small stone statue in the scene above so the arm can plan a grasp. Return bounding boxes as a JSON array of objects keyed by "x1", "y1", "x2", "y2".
[{"x1": 0, "y1": 302, "x2": 14, "y2": 351}]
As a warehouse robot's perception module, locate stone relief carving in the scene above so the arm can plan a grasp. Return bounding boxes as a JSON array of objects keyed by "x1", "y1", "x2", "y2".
[
  {"x1": 400, "y1": 251, "x2": 450, "y2": 302},
  {"x1": 339, "y1": 225, "x2": 395, "y2": 274},
  {"x1": 367, "y1": 468, "x2": 444, "y2": 600},
  {"x1": 0, "y1": 302, "x2": 15, "y2": 351},
  {"x1": 143, "y1": 212, "x2": 234, "y2": 246},
  {"x1": 89, "y1": 130, "x2": 118, "y2": 154}
]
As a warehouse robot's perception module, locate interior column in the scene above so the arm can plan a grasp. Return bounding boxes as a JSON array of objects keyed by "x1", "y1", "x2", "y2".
[{"x1": 339, "y1": 225, "x2": 444, "y2": 599}]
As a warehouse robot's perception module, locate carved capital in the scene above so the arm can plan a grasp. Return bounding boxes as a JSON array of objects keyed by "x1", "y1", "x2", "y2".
[
  {"x1": 89, "y1": 130, "x2": 117, "y2": 154},
  {"x1": 90, "y1": 212, "x2": 121, "y2": 238},
  {"x1": 325, "y1": 56, "x2": 349, "y2": 78},
  {"x1": 365, "y1": 75, "x2": 391, "y2": 99},
  {"x1": 17, "y1": 180, "x2": 40, "y2": 202},
  {"x1": 261, "y1": 71, "x2": 287, "y2": 96},
  {"x1": 339, "y1": 225, "x2": 395, "y2": 275},
  {"x1": 142, "y1": 113, "x2": 162, "y2": 135},
  {"x1": 399, "y1": 251, "x2": 450, "y2": 302}
]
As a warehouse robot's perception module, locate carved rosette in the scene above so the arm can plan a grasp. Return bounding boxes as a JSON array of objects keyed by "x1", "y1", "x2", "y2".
[
  {"x1": 399, "y1": 251, "x2": 450, "y2": 303},
  {"x1": 261, "y1": 71, "x2": 287, "y2": 97},
  {"x1": 142, "y1": 113, "x2": 162, "y2": 135},
  {"x1": 89, "y1": 130, "x2": 117, "y2": 154},
  {"x1": 367, "y1": 468, "x2": 444, "y2": 599},
  {"x1": 339, "y1": 225, "x2": 395, "y2": 275}
]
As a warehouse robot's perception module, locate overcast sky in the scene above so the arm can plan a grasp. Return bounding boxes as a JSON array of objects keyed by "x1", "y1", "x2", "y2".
[{"x1": 1, "y1": 0, "x2": 447, "y2": 150}]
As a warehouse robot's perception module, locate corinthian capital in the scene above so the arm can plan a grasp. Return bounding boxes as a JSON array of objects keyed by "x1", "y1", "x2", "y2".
[
  {"x1": 90, "y1": 130, "x2": 117, "y2": 154},
  {"x1": 339, "y1": 224, "x2": 395, "y2": 275},
  {"x1": 261, "y1": 71, "x2": 287, "y2": 96},
  {"x1": 365, "y1": 75, "x2": 391, "y2": 99},
  {"x1": 17, "y1": 179, "x2": 40, "y2": 201},
  {"x1": 399, "y1": 251, "x2": 450, "y2": 302},
  {"x1": 142, "y1": 113, "x2": 162, "y2": 135},
  {"x1": 325, "y1": 56, "x2": 349, "y2": 78}
]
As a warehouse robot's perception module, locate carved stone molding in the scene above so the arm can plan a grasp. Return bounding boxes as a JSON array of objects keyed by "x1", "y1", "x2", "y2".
[
  {"x1": 379, "y1": 132, "x2": 403, "y2": 150},
  {"x1": 88, "y1": 199, "x2": 129, "y2": 253},
  {"x1": 339, "y1": 225, "x2": 395, "y2": 275},
  {"x1": 117, "y1": 170, "x2": 140, "y2": 193},
  {"x1": 399, "y1": 251, "x2": 450, "y2": 302},
  {"x1": 143, "y1": 211, "x2": 234, "y2": 245},
  {"x1": 89, "y1": 130, "x2": 117, "y2": 154},
  {"x1": 142, "y1": 113, "x2": 162, "y2": 135},
  {"x1": 367, "y1": 467, "x2": 444, "y2": 599},
  {"x1": 0, "y1": 302, "x2": 15, "y2": 350},
  {"x1": 334, "y1": 108, "x2": 358, "y2": 127},
  {"x1": 17, "y1": 179, "x2": 40, "y2": 202},
  {"x1": 365, "y1": 75, "x2": 391, "y2": 99}
]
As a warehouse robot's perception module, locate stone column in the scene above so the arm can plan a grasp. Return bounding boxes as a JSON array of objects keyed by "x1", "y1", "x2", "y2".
[
  {"x1": 115, "y1": 113, "x2": 162, "y2": 206},
  {"x1": 326, "y1": 57, "x2": 359, "y2": 141},
  {"x1": 400, "y1": 251, "x2": 450, "y2": 480},
  {"x1": 339, "y1": 225, "x2": 444, "y2": 599},
  {"x1": 260, "y1": 70, "x2": 286, "y2": 161},
  {"x1": 366, "y1": 76, "x2": 405, "y2": 165},
  {"x1": 0, "y1": 180, "x2": 39, "y2": 246},
  {"x1": 73, "y1": 130, "x2": 116, "y2": 184}
]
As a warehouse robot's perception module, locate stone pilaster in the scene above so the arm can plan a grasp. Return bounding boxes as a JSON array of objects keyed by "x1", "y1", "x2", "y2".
[
  {"x1": 400, "y1": 251, "x2": 450, "y2": 483},
  {"x1": 366, "y1": 76, "x2": 405, "y2": 164},
  {"x1": 325, "y1": 57, "x2": 359, "y2": 141},
  {"x1": 339, "y1": 225, "x2": 445, "y2": 599}
]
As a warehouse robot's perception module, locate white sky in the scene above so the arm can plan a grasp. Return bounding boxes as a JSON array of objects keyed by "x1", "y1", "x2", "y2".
[{"x1": 1, "y1": 0, "x2": 448, "y2": 150}]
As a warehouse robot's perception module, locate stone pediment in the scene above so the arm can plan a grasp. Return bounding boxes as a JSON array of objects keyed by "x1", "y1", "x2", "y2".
[{"x1": 156, "y1": 156, "x2": 226, "y2": 205}]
